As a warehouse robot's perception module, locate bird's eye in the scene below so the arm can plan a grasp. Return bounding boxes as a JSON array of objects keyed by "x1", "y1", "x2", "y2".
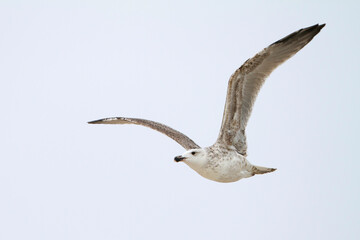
[{"x1": 191, "y1": 151, "x2": 196, "y2": 155}]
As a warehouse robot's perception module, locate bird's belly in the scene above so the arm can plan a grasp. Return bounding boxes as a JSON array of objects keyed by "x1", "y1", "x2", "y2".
[{"x1": 196, "y1": 157, "x2": 253, "y2": 183}]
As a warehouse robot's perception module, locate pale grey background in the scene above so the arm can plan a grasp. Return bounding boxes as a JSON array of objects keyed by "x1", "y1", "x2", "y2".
[{"x1": 1, "y1": 0, "x2": 359, "y2": 239}]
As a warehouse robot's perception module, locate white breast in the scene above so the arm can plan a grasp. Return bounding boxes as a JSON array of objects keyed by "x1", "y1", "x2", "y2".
[{"x1": 187, "y1": 150, "x2": 254, "y2": 183}]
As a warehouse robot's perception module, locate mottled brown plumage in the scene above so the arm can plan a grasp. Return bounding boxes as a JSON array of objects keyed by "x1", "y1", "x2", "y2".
[
  {"x1": 217, "y1": 24, "x2": 325, "y2": 156},
  {"x1": 88, "y1": 117, "x2": 199, "y2": 150}
]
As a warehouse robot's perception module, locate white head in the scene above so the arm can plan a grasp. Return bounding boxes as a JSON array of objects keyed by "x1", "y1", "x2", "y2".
[{"x1": 174, "y1": 148, "x2": 208, "y2": 170}]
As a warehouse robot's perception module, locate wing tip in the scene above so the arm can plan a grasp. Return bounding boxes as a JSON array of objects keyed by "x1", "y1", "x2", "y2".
[
  {"x1": 308, "y1": 23, "x2": 326, "y2": 29},
  {"x1": 300, "y1": 23, "x2": 326, "y2": 33},
  {"x1": 271, "y1": 23, "x2": 326, "y2": 46},
  {"x1": 88, "y1": 117, "x2": 120, "y2": 124},
  {"x1": 88, "y1": 119, "x2": 103, "y2": 124},
  {"x1": 313, "y1": 23, "x2": 326, "y2": 33}
]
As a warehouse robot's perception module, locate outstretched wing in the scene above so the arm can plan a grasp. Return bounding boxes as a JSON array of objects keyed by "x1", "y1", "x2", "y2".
[
  {"x1": 88, "y1": 117, "x2": 200, "y2": 150},
  {"x1": 216, "y1": 24, "x2": 325, "y2": 156}
]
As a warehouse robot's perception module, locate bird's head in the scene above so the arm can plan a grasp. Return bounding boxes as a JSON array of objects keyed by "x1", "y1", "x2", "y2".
[{"x1": 174, "y1": 148, "x2": 208, "y2": 169}]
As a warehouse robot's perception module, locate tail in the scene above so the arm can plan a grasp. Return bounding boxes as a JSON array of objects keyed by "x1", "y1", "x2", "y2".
[{"x1": 252, "y1": 165, "x2": 277, "y2": 175}]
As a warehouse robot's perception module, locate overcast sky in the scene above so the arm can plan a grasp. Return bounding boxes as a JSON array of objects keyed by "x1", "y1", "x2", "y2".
[{"x1": 1, "y1": 0, "x2": 359, "y2": 239}]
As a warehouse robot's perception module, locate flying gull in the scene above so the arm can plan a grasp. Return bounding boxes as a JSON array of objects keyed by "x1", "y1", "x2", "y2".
[{"x1": 89, "y1": 24, "x2": 325, "y2": 183}]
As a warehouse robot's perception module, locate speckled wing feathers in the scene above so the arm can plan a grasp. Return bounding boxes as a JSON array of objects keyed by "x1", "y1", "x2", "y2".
[
  {"x1": 216, "y1": 24, "x2": 325, "y2": 155},
  {"x1": 88, "y1": 117, "x2": 200, "y2": 150}
]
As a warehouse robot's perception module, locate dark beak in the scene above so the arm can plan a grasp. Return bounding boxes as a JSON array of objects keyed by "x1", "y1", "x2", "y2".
[{"x1": 174, "y1": 155, "x2": 185, "y2": 162}]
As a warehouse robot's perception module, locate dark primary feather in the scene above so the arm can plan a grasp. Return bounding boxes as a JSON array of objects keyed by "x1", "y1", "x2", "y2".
[
  {"x1": 217, "y1": 24, "x2": 325, "y2": 156},
  {"x1": 88, "y1": 117, "x2": 200, "y2": 150}
]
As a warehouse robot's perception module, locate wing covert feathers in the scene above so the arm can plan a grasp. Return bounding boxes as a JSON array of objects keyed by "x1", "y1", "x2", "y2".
[
  {"x1": 88, "y1": 117, "x2": 200, "y2": 150},
  {"x1": 217, "y1": 24, "x2": 325, "y2": 155}
]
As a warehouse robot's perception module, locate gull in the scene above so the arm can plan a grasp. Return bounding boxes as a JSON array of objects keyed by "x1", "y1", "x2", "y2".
[{"x1": 89, "y1": 24, "x2": 325, "y2": 183}]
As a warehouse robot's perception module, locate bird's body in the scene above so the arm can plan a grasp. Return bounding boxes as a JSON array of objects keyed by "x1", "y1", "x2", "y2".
[
  {"x1": 189, "y1": 145, "x2": 261, "y2": 182},
  {"x1": 89, "y1": 24, "x2": 325, "y2": 183},
  {"x1": 179, "y1": 144, "x2": 275, "y2": 183}
]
